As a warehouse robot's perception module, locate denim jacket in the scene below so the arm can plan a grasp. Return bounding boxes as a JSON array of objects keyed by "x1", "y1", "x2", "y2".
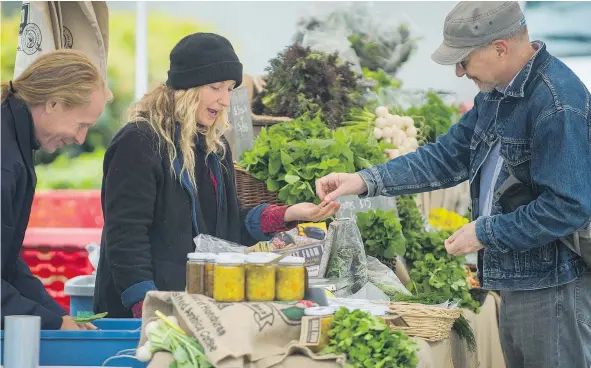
[{"x1": 359, "y1": 42, "x2": 591, "y2": 290}]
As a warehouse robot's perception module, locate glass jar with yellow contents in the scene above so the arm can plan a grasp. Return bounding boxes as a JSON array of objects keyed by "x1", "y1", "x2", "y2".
[
  {"x1": 276, "y1": 256, "x2": 306, "y2": 301},
  {"x1": 245, "y1": 253, "x2": 277, "y2": 302},
  {"x1": 213, "y1": 253, "x2": 245, "y2": 302}
]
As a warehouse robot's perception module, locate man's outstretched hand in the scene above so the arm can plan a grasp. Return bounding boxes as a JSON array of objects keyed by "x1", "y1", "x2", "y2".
[{"x1": 315, "y1": 173, "x2": 368, "y2": 204}]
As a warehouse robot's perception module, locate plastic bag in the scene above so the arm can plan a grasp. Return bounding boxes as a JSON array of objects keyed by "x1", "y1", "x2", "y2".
[
  {"x1": 86, "y1": 243, "x2": 100, "y2": 273},
  {"x1": 193, "y1": 234, "x2": 247, "y2": 254},
  {"x1": 348, "y1": 282, "x2": 390, "y2": 301},
  {"x1": 321, "y1": 218, "x2": 368, "y2": 295},
  {"x1": 293, "y1": 2, "x2": 419, "y2": 75},
  {"x1": 366, "y1": 256, "x2": 411, "y2": 298},
  {"x1": 300, "y1": 26, "x2": 362, "y2": 74}
]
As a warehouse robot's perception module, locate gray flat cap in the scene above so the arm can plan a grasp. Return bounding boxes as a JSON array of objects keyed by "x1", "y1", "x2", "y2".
[{"x1": 432, "y1": 1, "x2": 525, "y2": 65}]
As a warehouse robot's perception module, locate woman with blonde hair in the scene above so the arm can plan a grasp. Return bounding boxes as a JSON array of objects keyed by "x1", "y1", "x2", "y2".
[
  {"x1": 1, "y1": 49, "x2": 110, "y2": 330},
  {"x1": 94, "y1": 33, "x2": 340, "y2": 318}
]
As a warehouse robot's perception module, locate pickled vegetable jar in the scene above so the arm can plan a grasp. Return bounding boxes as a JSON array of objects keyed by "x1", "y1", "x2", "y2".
[
  {"x1": 187, "y1": 253, "x2": 216, "y2": 295},
  {"x1": 205, "y1": 256, "x2": 215, "y2": 298},
  {"x1": 186, "y1": 253, "x2": 206, "y2": 294},
  {"x1": 213, "y1": 254, "x2": 245, "y2": 302},
  {"x1": 304, "y1": 307, "x2": 335, "y2": 352},
  {"x1": 276, "y1": 256, "x2": 306, "y2": 301},
  {"x1": 245, "y1": 253, "x2": 277, "y2": 302}
]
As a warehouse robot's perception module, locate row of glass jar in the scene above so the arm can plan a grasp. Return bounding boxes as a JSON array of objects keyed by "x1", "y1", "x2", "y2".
[{"x1": 186, "y1": 252, "x2": 306, "y2": 302}]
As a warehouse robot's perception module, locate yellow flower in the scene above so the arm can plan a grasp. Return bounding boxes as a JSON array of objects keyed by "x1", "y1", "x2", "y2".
[{"x1": 428, "y1": 208, "x2": 468, "y2": 232}]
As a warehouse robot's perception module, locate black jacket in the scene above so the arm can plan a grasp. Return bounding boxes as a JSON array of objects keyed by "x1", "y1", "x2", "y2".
[
  {"x1": 1, "y1": 95, "x2": 67, "y2": 330},
  {"x1": 94, "y1": 122, "x2": 269, "y2": 317}
]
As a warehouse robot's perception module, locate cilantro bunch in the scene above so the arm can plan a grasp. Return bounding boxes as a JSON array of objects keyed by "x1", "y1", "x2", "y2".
[{"x1": 321, "y1": 307, "x2": 418, "y2": 368}]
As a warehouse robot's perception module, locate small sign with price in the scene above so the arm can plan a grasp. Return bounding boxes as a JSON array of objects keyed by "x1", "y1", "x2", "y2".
[
  {"x1": 226, "y1": 86, "x2": 255, "y2": 161},
  {"x1": 335, "y1": 194, "x2": 398, "y2": 221}
]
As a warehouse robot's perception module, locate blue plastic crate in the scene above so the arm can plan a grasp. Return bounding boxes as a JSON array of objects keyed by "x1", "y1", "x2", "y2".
[{"x1": 1, "y1": 318, "x2": 147, "y2": 367}]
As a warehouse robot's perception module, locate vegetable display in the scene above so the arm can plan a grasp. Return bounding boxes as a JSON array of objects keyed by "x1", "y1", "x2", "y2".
[
  {"x1": 252, "y1": 44, "x2": 362, "y2": 129},
  {"x1": 403, "y1": 92, "x2": 459, "y2": 144},
  {"x1": 320, "y1": 307, "x2": 418, "y2": 368},
  {"x1": 137, "y1": 311, "x2": 212, "y2": 368},
  {"x1": 240, "y1": 115, "x2": 389, "y2": 204},
  {"x1": 344, "y1": 106, "x2": 423, "y2": 159},
  {"x1": 356, "y1": 209, "x2": 406, "y2": 260},
  {"x1": 408, "y1": 254, "x2": 480, "y2": 313},
  {"x1": 362, "y1": 67, "x2": 401, "y2": 91}
]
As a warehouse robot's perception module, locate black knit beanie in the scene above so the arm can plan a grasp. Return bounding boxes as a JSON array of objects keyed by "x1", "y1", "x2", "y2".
[{"x1": 166, "y1": 33, "x2": 243, "y2": 90}]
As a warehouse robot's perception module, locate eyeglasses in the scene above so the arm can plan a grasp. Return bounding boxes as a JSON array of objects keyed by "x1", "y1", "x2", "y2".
[{"x1": 458, "y1": 58, "x2": 469, "y2": 71}]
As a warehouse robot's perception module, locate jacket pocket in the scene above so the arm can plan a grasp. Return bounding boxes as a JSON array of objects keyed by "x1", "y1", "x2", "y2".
[{"x1": 575, "y1": 270, "x2": 591, "y2": 327}]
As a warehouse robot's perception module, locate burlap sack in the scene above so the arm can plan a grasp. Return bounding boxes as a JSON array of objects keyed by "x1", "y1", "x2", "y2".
[
  {"x1": 14, "y1": 1, "x2": 109, "y2": 80},
  {"x1": 140, "y1": 291, "x2": 346, "y2": 368}
]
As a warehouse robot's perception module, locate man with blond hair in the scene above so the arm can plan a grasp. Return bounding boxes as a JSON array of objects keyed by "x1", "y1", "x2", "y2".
[{"x1": 2, "y1": 49, "x2": 111, "y2": 330}]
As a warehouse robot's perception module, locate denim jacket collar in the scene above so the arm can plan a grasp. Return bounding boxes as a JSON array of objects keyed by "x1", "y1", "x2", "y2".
[{"x1": 484, "y1": 41, "x2": 551, "y2": 101}]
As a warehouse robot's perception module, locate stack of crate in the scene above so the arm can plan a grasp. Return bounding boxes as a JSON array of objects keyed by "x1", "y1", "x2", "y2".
[{"x1": 23, "y1": 190, "x2": 103, "y2": 311}]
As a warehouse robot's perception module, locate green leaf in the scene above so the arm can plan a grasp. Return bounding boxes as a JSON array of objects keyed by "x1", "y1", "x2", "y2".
[
  {"x1": 278, "y1": 185, "x2": 290, "y2": 201},
  {"x1": 383, "y1": 246, "x2": 396, "y2": 259},
  {"x1": 284, "y1": 174, "x2": 300, "y2": 184},
  {"x1": 268, "y1": 156, "x2": 282, "y2": 176},
  {"x1": 280, "y1": 151, "x2": 294, "y2": 166},
  {"x1": 266, "y1": 178, "x2": 281, "y2": 192},
  {"x1": 305, "y1": 138, "x2": 334, "y2": 150}
]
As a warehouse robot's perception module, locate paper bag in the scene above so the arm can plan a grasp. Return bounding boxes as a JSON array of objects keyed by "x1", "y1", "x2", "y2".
[
  {"x1": 140, "y1": 291, "x2": 346, "y2": 368},
  {"x1": 14, "y1": 1, "x2": 109, "y2": 80}
]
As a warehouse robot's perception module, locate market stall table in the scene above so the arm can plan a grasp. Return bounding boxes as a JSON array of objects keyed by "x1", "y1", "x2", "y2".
[{"x1": 416, "y1": 293, "x2": 505, "y2": 368}]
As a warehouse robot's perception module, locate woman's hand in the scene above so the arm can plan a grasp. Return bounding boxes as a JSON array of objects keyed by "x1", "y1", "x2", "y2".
[{"x1": 284, "y1": 202, "x2": 341, "y2": 223}]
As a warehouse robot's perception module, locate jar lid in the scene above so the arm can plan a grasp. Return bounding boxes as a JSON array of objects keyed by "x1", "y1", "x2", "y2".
[
  {"x1": 246, "y1": 252, "x2": 278, "y2": 264},
  {"x1": 187, "y1": 252, "x2": 216, "y2": 261},
  {"x1": 218, "y1": 252, "x2": 246, "y2": 259},
  {"x1": 304, "y1": 306, "x2": 335, "y2": 316},
  {"x1": 279, "y1": 256, "x2": 305, "y2": 265},
  {"x1": 215, "y1": 253, "x2": 245, "y2": 265}
]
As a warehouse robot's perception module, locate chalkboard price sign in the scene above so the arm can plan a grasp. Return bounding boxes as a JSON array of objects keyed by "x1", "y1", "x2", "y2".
[
  {"x1": 227, "y1": 86, "x2": 254, "y2": 160},
  {"x1": 335, "y1": 195, "x2": 398, "y2": 221}
]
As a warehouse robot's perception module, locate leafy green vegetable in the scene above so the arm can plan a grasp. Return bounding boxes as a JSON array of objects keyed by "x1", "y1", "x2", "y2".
[
  {"x1": 408, "y1": 254, "x2": 480, "y2": 313},
  {"x1": 453, "y1": 315, "x2": 476, "y2": 352},
  {"x1": 252, "y1": 44, "x2": 363, "y2": 129},
  {"x1": 357, "y1": 209, "x2": 406, "y2": 259},
  {"x1": 389, "y1": 290, "x2": 450, "y2": 305},
  {"x1": 240, "y1": 115, "x2": 389, "y2": 204},
  {"x1": 395, "y1": 195, "x2": 425, "y2": 263},
  {"x1": 404, "y1": 92, "x2": 459, "y2": 144},
  {"x1": 142, "y1": 315, "x2": 212, "y2": 368},
  {"x1": 72, "y1": 312, "x2": 108, "y2": 323},
  {"x1": 362, "y1": 67, "x2": 401, "y2": 91},
  {"x1": 320, "y1": 307, "x2": 418, "y2": 368},
  {"x1": 348, "y1": 25, "x2": 416, "y2": 75}
]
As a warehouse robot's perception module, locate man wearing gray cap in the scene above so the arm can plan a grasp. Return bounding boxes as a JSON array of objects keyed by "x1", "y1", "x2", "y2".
[{"x1": 316, "y1": 2, "x2": 591, "y2": 367}]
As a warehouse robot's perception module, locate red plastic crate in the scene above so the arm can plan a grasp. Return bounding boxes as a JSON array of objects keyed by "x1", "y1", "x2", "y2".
[{"x1": 23, "y1": 190, "x2": 102, "y2": 314}]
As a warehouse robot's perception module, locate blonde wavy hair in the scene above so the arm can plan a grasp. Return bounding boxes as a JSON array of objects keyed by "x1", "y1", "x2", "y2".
[
  {"x1": 1, "y1": 49, "x2": 111, "y2": 106},
  {"x1": 126, "y1": 84, "x2": 231, "y2": 190}
]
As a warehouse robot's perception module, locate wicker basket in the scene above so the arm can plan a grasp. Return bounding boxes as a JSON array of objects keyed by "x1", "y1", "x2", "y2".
[
  {"x1": 234, "y1": 163, "x2": 283, "y2": 208},
  {"x1": 387, "y1": 302, "x2": 461, "y2": 342}
]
